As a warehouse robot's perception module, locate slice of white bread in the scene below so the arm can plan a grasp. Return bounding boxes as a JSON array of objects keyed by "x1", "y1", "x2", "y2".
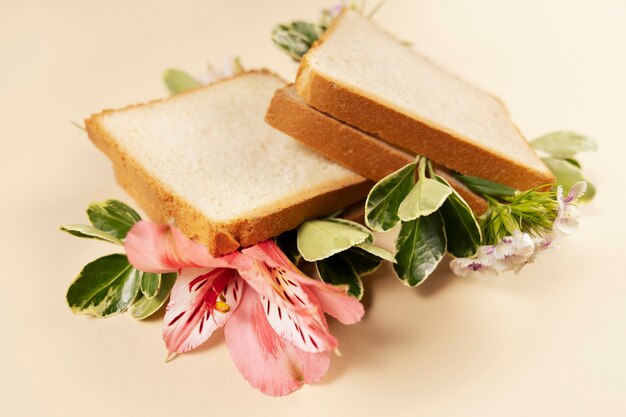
[
  {"x1": 266, "y1": 85, "x2": 488, "y2": 214},
  {"x1": 295, "y1": 9, "x2": 554, "y2": 191},
  {"x1": 86, "y1": 70, "x2": 370, "y2": 255}
]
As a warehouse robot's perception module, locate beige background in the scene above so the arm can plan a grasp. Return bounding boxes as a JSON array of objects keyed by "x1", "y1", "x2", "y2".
[{"x1": 1, "y1": 0, "x2": 625, "y2": 415}]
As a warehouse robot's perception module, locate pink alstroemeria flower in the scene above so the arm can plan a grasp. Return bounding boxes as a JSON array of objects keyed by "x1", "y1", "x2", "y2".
[{"x1": 124, "y1": 221, "x2": 364, "y2": 396}]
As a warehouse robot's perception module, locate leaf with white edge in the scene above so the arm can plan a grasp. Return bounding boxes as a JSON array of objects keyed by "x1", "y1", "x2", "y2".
[
  {"x1": 393, "y1": 214, "x2": 446, "y2": 287},
  {"x1": 531, "y1": 131, "x2": 597, "y2": 158},
  {"x1": 60, "y1": 224, "x2": 123, "y2": 245},
  {"x1": 435, "y1": 176, "x2": 482, "y2": 258},
  {"x1": 543, "y1": 157, "x2": 596, "y2": 201},
  {"x1": 297, "y1": 219, "x2": 370, "y2": 262},
  {"x1": 140, "y1": 272, "x2": 161, "y2": 299},
  {"x1": 343, "y1": 247, "x2": 383, "y2": 276},
  {"x1": 66, "y1": 254, "x2": 140, "y2": 317},
  {"x1": 365, "y1": 162, "x2": 417, "y2": 232},
  {"x1": 87, "y1": 200, "x2": 141, "y2": 240},
  {"x1": 453, "y1": 174, "x2": 517, "y2": 197},
  {"x1": 163, "y1": 68, "x2": 202, "y2": 95},
  {"x1": 131, "y1": 273, "x2": 177, "y2": 320},
  {"x1": 316, "y1": 255, "x2": 363, "y2": 299},
  {"x1": 355, "y1": 241, "x2": 396, "y2": 263},
  {"x1": 272, "y1": 21, "x2": 325, "y2": 62},
  {"x1": 398, "y1": 177, "x2": 452, "y2": 221},
  {"x1": 325, "y1": 218, "x2": 374, "y2": 243}
]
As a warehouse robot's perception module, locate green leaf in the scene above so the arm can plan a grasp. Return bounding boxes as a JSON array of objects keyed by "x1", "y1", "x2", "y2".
[
  {"x1": 275, "y1": 229, "x2": 301, "y2": 264},
  {"x1": 398, "y1": 177, "x2": 452, "y2": 221},
  {"x1": 131, "y1": 273, "x2": 177, "y2": 320},
  {"x1": 582, "y1": 182, "x2": 596, "y2": 202},
  {"x1": 140, "y1": 272, "x2": 161, "y2": 299},
  {"x1": 316, "y1": 255, "x2": 363, "y2": 299},
  {"x1": 325, "y1": 218, "x2": 374, "y2": 242},
  {"x1": 315, "y1": 246, "x2": 384, "y2": 300},
  {"x1": 453, "y1": 174, "x2": 517, "y2": 197},
  {"x1": 564, "y1": 158, "x2": 582, "y2": 168},
  {"x1": 365, "y1": 162, "x2": 417, "y2": 232},
  {"x1": 297, "y1": 219, "x2": 370, "y2": 262},
  {"x1": 163, "y1": 68, "x2": 202, "y2": 95},
  {"x1": 543, "y1": 157, "x2": 596, "y2": 201},
  {"x1": 342, "y1": 247, "x2": 383, "y2": 276},
  {"x1": 66, "y1": 254, "x2": 141, "y2": 317},
  {"x1": 393, "y1": 214, "x2": 446, "y2": 287},
  {"x1": 355, "y1": 241, "x2": 396, "y2": 263},
  {"x1": 87, "y1": 200, "x2": 141, "y2": 240},
  {"x1": 271, "y1": 21, "x2": 325, "y2": 62},
  {"x1": 60, "y1": 224, "x2": 124, "y2": 245},
  {"x1": 531, "y1": 131, "x2": 597, "y2": 158},
  {"x1": 435, "y1": 176, "x2": 482, "y2": 258}
]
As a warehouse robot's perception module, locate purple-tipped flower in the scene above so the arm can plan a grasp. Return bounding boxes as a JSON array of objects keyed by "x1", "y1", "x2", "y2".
[
  {"x1": 451, "y1": 182, "x2": 587, "y2": 277},
  {"x1": 554, "y1": 182, "x2": 587, "y2": 235},
  {"x1": 451, "y1": 231, "x2": 540, "y2": 276},
  {"x1": 450, "y1": 246, "x2": 498, "y2": 276}
]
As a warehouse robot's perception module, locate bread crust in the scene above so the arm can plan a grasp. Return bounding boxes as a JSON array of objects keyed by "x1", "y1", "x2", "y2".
[
  {"x1": 85, "y1": 71, "x2": 371, "y2": 256},
  {"x1": 295, "y1": 10, "x2": 554, "y2": 192},
  {"x1": 266, "y1": 86, "x2": 488, "y2": 215}
]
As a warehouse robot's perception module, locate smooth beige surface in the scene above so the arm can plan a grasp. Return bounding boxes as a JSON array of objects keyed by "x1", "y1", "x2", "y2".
[{"x1": 1, "y1": 0, "x2": 624, "y2": 416}]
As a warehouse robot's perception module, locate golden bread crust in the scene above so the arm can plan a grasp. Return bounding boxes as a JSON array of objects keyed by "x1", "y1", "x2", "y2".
[
  {"x1": 266, "y1": 86, "x2": 488, "y2": 214},
  {"x1": 295, "y1": 11, "x2": 554, "y2": 191},
  {"x1": 85, "y1": 71, "x2": 371, "y2": 255}
]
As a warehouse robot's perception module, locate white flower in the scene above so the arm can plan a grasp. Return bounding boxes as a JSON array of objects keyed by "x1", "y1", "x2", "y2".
[
  {"x1": 450, "y1": 246, "x2": 498, "y2": 276},
  {"x1": 491, "y1": 230, "x2": 535, "y2": 273},
  {"x1": 196, "y1": 57, "x2": 242, "y2": 85},
  {"x1": 554, "y1": 182, "x2": 587, "y2": 235},
  {"x1": 450, "y1": 183, "x2": 587, "y2": 277},
  {"x1": 492, "y1": 230, "x2": 534, "y2": 259},
  {"x1": 450, "y1": 230, "x2": 547, "y2": 276},
  {"x1": 526, "y1": 234, "x2": 558, "y2": 264}
]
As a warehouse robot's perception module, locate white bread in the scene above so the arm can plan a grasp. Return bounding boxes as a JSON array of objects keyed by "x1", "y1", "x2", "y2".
[
  {"x1": 86, "y1": 71, "x2": 370, "y2": 255},
  {"x1": 296, "y1": 9, "x2": 554, "y2": 191},
  {"x1": 266, "y1": 85, "x2": 488, "y2": 214}
]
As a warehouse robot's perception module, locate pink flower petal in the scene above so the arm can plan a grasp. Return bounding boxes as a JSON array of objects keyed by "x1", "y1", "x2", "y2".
[
  {"x1": 163, "y1": 267, "x2": 244, "y2": 354},
  {"x1": 125, "y1": 221, "x2": 233, "y2": 273},
  {"x1": 243, "y1": 240, "x2": 364, "y2": 325},
  {"x1": 302, "y1": 279, "x2": 364, "y2": 325},
  {"x1": 237, "y1": 258, "x2": 337, "y2": 353},
  {"x1": 224, "y1": 290, "x2": 330, "y2": 396},
  {"x1": 241, "y1": 239, "x2": 293, "y2": 269}
]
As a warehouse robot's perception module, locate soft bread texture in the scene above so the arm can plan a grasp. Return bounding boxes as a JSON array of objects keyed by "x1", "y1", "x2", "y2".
[
  {"x1": 86, "y1": 71, "x2": 371, "y2": 255},
  {"x1": 266, "y1": 85, "x2": 488, "y2": 214},
  {"x1": 296, "y1": 9, "x2": 554, "y2": 191}
]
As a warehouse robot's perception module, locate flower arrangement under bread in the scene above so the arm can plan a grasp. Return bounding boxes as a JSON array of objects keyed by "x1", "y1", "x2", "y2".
[{"x1": 61, "y1": 2, "x2": 597, "y2": 396}]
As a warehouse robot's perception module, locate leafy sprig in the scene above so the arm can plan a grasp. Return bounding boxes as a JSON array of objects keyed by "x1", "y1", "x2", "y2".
[
  {"x1": 480, "y1": 188, "x2": 558, "y2": 245},
  {"x1": 272, "y1": 20, "x2": 329, "y2": 62},
  {"x1": 454, "y1": 130, "x2": 597, "y2": 244},
  {"x1": 271, "y1": 1, "x2": 389, "y2": 62},
  {"x1": 61, "y1": 200, "x2": 176, "y2": 319},
  {"x1": 365, "y1": 156, "x2": 481, "y2": 286}
]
